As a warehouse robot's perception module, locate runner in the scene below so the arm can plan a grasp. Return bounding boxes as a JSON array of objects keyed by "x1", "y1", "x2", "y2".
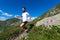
[{"x1": 16, "y1": 7, "x2": 31, "y2": 32}]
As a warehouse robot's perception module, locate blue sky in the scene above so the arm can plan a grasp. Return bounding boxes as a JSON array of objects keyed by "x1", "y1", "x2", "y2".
[{"x1": 0, "y1": 0, "x2": 60, "y2": 20}]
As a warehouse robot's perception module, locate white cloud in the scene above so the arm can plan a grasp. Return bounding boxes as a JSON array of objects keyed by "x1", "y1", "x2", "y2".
[
  {"x1": 2, "y1": 13, "x2": 12, "y2": 16},
  {"x1": 14, "y1": 15, "x2": 22, "y2": 19},
  {"x1": 0, "y1": 10, "x2": 12, "y2": 16},
  {"x1": 14, "y1": 15, "x2": 20, "y2": 18},
  {"x1": 0, "y1": 10, "x2": 13, "y2": 20},
  {"x1": 31, "y1": 17, "x2": 37, "y2": 20},
  {"x1": 0, "y1": 16, "x2": 7, "y2": 21},
  {"x1": 27, "y1": 16, "x2": 37, "y2": 22}
]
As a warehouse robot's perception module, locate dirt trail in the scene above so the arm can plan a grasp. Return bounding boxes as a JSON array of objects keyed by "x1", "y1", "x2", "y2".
[
  {"x1": 13, "y1": 32, "x2": 28, "y2": 40},
  {"x1": 10, "y1": 24, "x2": 34, "y2": 40}
]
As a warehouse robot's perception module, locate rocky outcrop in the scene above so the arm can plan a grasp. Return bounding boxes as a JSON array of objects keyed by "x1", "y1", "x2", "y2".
[{"x1": 36, "y1": 13, "x2": 60, "y2": 27}]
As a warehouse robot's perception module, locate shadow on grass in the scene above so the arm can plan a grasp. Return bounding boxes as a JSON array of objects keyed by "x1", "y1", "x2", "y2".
[{"x1": 27, "y1": 24, "x2": 34, "y2": 33}]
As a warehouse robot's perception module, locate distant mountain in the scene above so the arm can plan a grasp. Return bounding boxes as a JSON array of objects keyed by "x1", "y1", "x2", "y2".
[
  {"x1": 0, "y1": 18, "x2": 21, "y2": 27},
  {"x1": 0, "y1": 18, "x2": 21, "y2": 40}
]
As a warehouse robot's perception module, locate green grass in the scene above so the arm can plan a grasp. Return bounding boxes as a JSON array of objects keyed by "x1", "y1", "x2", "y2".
[
  {"x1": 26, "y1": 25, "x2": 60, "y2": 40},
  {"x1": 0, "y1": 25, "x2": 21, "y2": 40}
]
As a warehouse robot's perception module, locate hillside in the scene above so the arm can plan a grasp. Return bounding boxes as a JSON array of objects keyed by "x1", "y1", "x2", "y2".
[
  {"x1": 36, "y1": 13, "x2": 60, "y2": 27},
  {"x1": 32, "y1": 3, "x2": 60, "y2": 24},
  {"x1": 36, "y1": 3, "x2": 60, "y2": 27},
  {"x1": 0, "y1": 18, "x2": 21, "y2": 40},
  {"x1": 0, "y1": 18, "x2": 21, "y2": 31},
  {"x1": 26, "y1": 3, "x2": 60, "y2": 40},
  {"x1": 0, "y1": 18, "x2": 20, "y2": 27},
  {"x1": 14, "y1": 3, "x2": 60, "y2": 40}
]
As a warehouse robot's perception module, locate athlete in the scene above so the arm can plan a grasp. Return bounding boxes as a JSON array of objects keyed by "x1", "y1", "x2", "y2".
[{"x1": 16, "y1": 7, "x2": 31, "y2": 32}]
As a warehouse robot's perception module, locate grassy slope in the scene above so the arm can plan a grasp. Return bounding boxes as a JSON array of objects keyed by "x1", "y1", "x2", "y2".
[
  {"x1": 0, "y1": 18, "x2": 21, "y2": 40},
  {"x1": 26, "y1": 3, "x2": 60, "y2": 40},
  {"x1": 27, "y1": 25, "x2": 60, "y2": 40}
]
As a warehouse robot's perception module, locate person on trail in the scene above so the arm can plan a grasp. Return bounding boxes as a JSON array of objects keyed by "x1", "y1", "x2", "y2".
[{"x1": 16, "y1": 7, "x2": 31, "y2": 32}]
